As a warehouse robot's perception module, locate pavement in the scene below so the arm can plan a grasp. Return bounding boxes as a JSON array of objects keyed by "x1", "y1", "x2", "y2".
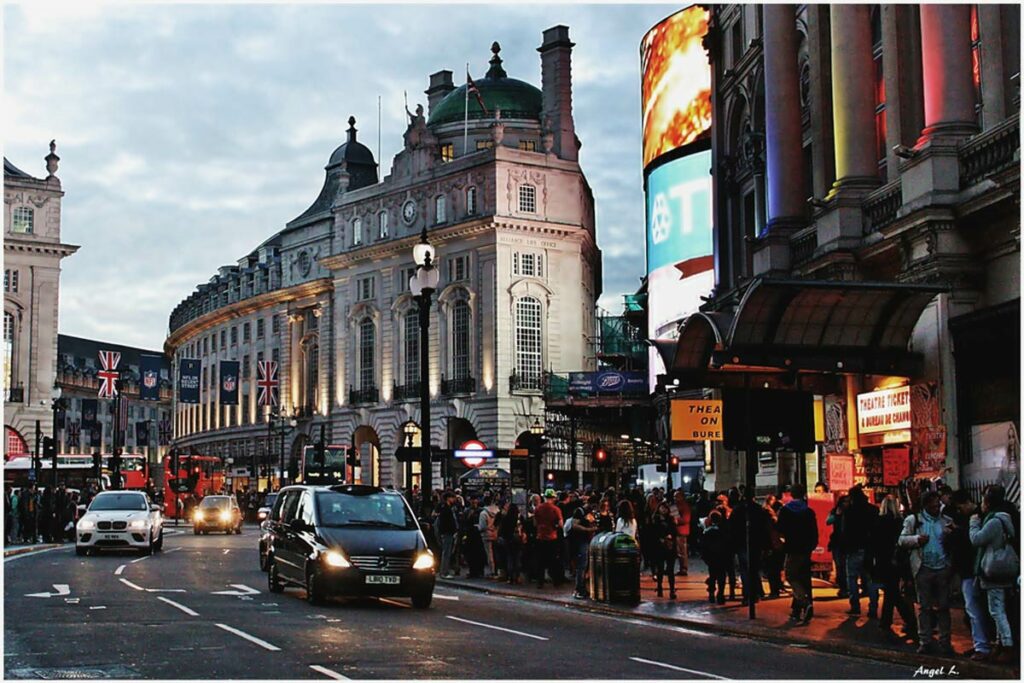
[{"x1": 439, "y1": 557, "x2": 1020, "y2": 679}]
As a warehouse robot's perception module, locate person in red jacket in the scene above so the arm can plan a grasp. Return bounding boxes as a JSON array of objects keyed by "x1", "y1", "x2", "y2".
[
  {"x1": 671, "y1": 491, "x2": 692, "y2": 575},
  {"x1": 533, "y1": 489, "x2": 565, "y2": 588}
]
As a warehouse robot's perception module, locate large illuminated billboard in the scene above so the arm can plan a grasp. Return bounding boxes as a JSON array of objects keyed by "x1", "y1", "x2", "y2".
[
  {"x1": 640, "y1": 6, "x2": 712, "y2": 170},
  {"x1": 641, "y1": 5, "x2": 714, "y2": 388}
]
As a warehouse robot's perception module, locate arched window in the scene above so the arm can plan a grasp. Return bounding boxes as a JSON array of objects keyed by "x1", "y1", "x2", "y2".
[
  {"x1": 378, "y1": 211, "x2": 389, "y2": 239},
  {"x1": 435, "y1": 195, "x2": 446, "y2": 224},
  {"x1": 4, "y1": 311, "x2": 15, "y2": 392},
  {"x1": 466, "y1": 187, "x2": 478, "y2": 215},
  {"x1": 352, "y1": 218, "x2": 362, "y2": 246},
  {"x1": 358, "y1": 319, "x2": 375, "y2": 390},
  {"x1": 518, "y1": 184, "x2": 536, "y2": 213},
  {"x1": 452, "y1": 300, "x2": 470, "y2": 381},
  {"x1": 404, "y1": 310, "x2": 419, "y2": 388},
  {"x1": 515, "y1": 297, "x2": 542, "y2": 388},
  {"x1": 11, "y1": 207, "x2": 33, "y2": 234}
]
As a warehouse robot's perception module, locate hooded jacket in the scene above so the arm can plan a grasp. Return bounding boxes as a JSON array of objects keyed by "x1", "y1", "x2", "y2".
[{"x1": 777, "y1": 499, "x2": 818, "y2": 555}]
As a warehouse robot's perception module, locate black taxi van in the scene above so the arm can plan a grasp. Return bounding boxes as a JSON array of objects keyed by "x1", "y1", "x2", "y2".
[{"x1": 264, "y1": 484, "x2": 436, "y2": 608}]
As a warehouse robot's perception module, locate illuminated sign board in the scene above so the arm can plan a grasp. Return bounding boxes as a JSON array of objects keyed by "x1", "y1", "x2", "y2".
[
  {"x1": 454, "y1": 449, "x2": 495, "y2": 460},
  {"x1": 640, "y1": 5, "x2": 712, "y2": 170},
  {"x1": 857, "y1": 386, "x2": 912, "y2": 435},
  {"x1": 671, "y1": 399, "x2": 723, "y2": 441}
]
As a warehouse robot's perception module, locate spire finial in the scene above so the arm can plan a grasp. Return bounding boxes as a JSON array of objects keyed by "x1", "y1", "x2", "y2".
[
  {"x1": 347, "y1": 116, "x2": 357, "y2": 143},
  {"x1": 486, "y1": 41, "x2": 507, "y2": 79},
  {"x1": 45, "y1": 139, "x2": 60, "y2": 178}
]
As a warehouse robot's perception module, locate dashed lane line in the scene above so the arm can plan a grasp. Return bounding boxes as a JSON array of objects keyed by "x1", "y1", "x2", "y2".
[
  {"x1": 309, "y1": 664, "x2": 350, "y2": 680},
  {"x1": 433, "y1": 593, "x2": 460, "y2": 601},
  {"x1": 629, "y1": 657, "x2": 730, "y2": 679},
  {"x1": 446, "y1": 615, "x2": 548, "y2": 641},
  {"x1": 114, "y1": 565, "x2": 126, "y2": 576},
  {"x1": 119, "y1": 578, "x2": 145, "y2": 591},
  {"x1": 130, "y1": 554, "x2": 151, "y2": 564},
  {"x1": 215, "y1": 623, "x2": 281, "y2": 652},
  {"x1": 157, "y1": 597, "x2": 199, "y2": 617}
]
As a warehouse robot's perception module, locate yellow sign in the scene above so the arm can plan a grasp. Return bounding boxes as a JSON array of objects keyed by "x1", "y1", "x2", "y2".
[{"x1": 671, "y1": 399, "x2": 724, "y2": 441}]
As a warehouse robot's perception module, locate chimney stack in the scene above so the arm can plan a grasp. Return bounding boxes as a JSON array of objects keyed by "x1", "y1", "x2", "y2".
[
  {"x1": 426, "y1": 70, "x2": 455, "y2": 116},
  {"x1": 538, "y1": 25, "x2": 577, "y2": 162}
]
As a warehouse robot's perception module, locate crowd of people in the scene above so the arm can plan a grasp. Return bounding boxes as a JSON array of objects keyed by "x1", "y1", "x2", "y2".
[
  {"x1": 4, "y1": 481, "x2": 100, "y2": 545},
  {"x1": 410, "y1": 478, "x2": 1019, "y2": 664}
]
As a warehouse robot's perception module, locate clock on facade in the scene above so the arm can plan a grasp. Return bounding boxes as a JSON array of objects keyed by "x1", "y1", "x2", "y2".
[{"x1": 402, "y1": 199, "x2": 417, "y2": 225}]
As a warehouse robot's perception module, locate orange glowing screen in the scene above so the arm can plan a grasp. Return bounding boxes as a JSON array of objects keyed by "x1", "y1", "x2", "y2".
[{"x1": 640, "y1": 6, "x2": 712, "y2": 169}]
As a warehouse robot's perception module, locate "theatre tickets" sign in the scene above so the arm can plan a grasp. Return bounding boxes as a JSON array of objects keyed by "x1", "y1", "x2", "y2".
[{"x1": 857, "y1": 386, "x2": 911, "y2": 435}]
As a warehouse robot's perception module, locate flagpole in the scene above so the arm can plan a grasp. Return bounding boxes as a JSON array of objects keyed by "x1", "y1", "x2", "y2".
[{"x1": 464, "y1": 63, "x2": 470, "y2": 156}]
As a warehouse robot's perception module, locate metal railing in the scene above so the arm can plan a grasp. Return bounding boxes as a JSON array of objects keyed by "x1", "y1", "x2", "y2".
[
  {"x1": 392, "y1": 381, "x2": 421, "y2": 402},
  {"x1": 960, "y1": 114, "x2": 1020, "y2": 188},
  {"x1": 348, "y1": 385, "x2": 379, "y2": 405},
  {"x1": 789, "y1": 227, "x2": 818, "y2": 265},
  {"x1": 509, "y1": 371, "x2": 543, "y2": 393},
  {"x1": 441, "y1": 376, "x2": 476, "y2": 396},
  {"x1": 863, "y1": 180, "x2": 903, "y2": 234}
]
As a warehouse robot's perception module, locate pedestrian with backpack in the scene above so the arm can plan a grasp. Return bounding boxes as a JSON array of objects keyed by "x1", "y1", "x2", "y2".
[
  {"x1": 969, "y1": 484, "x2": 1019, "y2": 663},
  {"x1": 899, "y1": 490, "x2": 956, "y2": 655},
  {"x1": 778, "y1": 484, "x2": 818, "y2": 624}
]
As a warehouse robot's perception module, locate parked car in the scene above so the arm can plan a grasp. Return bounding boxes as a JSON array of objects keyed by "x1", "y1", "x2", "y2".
[
  {"x1": 258, "y1": 493, "x2": 283, "y2": 572},
  {"x1": 264, "y1": 484, "x2": 436, "y2": 607},
  {"x1": 257, "y1": 492, "x2": 278, "y2": 523},
  {"x1": 76, "y1": 491, "x2": 163, "y2": 556},
  {"x1": 193, "y1": 495, "x2": 243, "y2": 534}
]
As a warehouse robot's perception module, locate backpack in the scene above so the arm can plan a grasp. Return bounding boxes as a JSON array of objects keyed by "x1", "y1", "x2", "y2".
[{"x1": 981, "y1": 515, "x2": 1020, "y2": 583}]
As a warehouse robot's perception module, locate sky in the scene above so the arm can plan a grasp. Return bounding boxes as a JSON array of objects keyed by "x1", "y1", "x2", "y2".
[{"x1": 4, "y1": 1, "x2": 678, "y2": 352}]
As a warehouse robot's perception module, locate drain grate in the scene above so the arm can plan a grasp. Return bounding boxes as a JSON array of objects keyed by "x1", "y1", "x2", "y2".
[{"x1": 7, "y1": 665, "x2": 141, "y2": 679}]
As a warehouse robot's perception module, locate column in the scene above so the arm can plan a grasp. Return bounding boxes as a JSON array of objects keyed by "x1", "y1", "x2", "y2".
[
  {"x1": 763, "y1": 4, "x2": 806, "y2": 229},
  {"x1": 918, "y1": 4, "x2": 977, "y2": 143},
  {"x1": 828, "y1": 4, "x2": 879, "y2": 195}
]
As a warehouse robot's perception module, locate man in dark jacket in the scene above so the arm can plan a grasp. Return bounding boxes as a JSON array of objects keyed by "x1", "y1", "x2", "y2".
[
  {"x1": 778, "y1": 484, "x2": 818, "y2": 623},
  {"x1": 841, "y1": 485, "x2": 879, "y2": 617},
  {"x1": 436, "y1": 492, "x2": 459, "y2": 578},
  {"x1": 949, "y1": 489, "x2": 993, "y2": 659},
  {"x1": 729, "y1": 493, "x2": 768, "y2": 604}
]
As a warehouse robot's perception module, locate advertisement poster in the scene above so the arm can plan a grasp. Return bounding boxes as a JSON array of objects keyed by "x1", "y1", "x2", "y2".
[
  {"x1": 883, "y1": 447, "x2": 911, "y2": 486},
  {"x1": 823, "y1": 394, "x2": 848, "y2": 454},
  {"x1": 827, "y1": 454, "x2": 855, "y2": 492}
]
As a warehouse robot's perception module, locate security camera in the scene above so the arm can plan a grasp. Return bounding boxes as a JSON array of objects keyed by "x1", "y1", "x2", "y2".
[{"x1": 893, "y1": 144, "x2": 917, "y2": 160}]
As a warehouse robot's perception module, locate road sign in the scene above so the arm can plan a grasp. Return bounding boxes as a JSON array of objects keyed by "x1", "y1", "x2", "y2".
[{"x1": 671, "y1": 399, "x2": 723, "y2": 441}]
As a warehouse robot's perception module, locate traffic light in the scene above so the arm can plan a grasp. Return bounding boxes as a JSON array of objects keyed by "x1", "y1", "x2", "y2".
[
  {"x1": 591, "y1": 443, "x2": 609, "y2": 468},
  {"x1": 42, "y1": 436, "x2": 57, "y2": 459},
  {"x1": 92, "y1": 452, "x2": 102, "y2": 478},
  {"x1": 670, "y1": 454, "x2": 680, "y2": 468}
]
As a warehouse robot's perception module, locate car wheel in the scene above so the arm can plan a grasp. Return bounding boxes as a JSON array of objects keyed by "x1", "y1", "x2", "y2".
[
  {"x1": 75, "y1": 545, "x2": 87, "y2": 556},
  {"x1": 268, "y1": 558, "x2": 285, "y2": 593},
  {"x1": 306, "y1": 566, "x2": 326, "y2": 606},
  {"x1": 411, "y1": 591, "x2": 433, "y2": 609},
  {"x1": 141, "y1": 534, "x2": 154, "y2": 556},
  {"x1": 259, "y1": 547, "x2": 268, "y2": 572}
]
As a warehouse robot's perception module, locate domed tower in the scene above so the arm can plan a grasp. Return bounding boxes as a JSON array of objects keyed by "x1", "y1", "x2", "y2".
[{"x1": 291, "y1": 116, "x2": 377, "y2": 225}]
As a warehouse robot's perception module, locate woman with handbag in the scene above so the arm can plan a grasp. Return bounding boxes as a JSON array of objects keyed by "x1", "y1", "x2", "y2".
[{"x1": 969, "y1": 484, "x2": 1019, "y2": 664}]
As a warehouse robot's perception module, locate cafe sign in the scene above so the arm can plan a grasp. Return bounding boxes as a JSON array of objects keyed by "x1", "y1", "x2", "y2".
[{"x1": 857, "y1": 386, "x2": 911, "y2": 435}]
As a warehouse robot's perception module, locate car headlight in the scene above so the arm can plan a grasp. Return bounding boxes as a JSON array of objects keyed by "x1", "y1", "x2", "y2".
[
  {"x1": 413, "y1": 552, "x2": 435, "y2": 570},
  {"x1": 78, "y1": 519, "x2": 95, "y2": 530},
  {"x1": 194, "y1": 511, "x2": 205, "y2": 522},
  {"x1": 220, "y1": 510, "x2": 232, "y2": 522},
  {"x1": 129, "y1": 519, "x2": 148, "y2": 530},
  {"x1": 323, "y1": 550, "x2": 351, "y2": 568}
]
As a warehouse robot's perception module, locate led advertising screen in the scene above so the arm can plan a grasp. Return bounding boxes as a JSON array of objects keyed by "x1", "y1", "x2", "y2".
[{"x1": 640, "y1": 6, "x2": 712, "y2": 170}]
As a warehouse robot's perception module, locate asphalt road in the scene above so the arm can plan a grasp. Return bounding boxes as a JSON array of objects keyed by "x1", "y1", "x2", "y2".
[{"x1": 4, "y1": 525, "x2": 916, "y2": 680}]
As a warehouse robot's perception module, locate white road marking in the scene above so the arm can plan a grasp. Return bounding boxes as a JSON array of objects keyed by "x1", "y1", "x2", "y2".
[
  {"x1": 3, "y1": 546, "x2": 71, "y2": 563},
  {"x1": 377, "y1": 597, "x2": 410, "y2": 609},
  {"x1": 114, "y1": 565, "x2": 126, "y2": 576},
  {"x1": 64, "y1": 598, "x2": 80, "y2": 604},
  {"x1": 211, "y1": 584, "x2": 260, "y2": 596},
  {"x1": 630, "y1": 657, "x2": 729, "y2": 679},
  {"x1": 164, "y1": 547, "x2": 182, "y2": 553},
  {"x1": 146, "y1": 588, "x2": 186, "y2": 593},
  {"x1": 158, "y1": 597, "x2": 199, "y2": 617},
  {"x1": 433, "y1": 593, "x2": 459, "y2": 601},
  {"x1": 623, "y1": 618, "x2": 711, "y2": 638},
  {"x1": 119, "y1": 578, "x2": 145, "y2": 591},
  {"x1": 446, "y1": 615, "x2": 548, "y2": 641},
  {"x1": 223, "y1": 549, "x2": 230, "y2": 554},
  {"x1": 215, "y1": 623, "x2": 281, "y2": 652},
  {"x1": 130, "y1": 555, "x2": 150, "y2": 564},
  {"x1": 310, "y1": 664, "x2": 350, "y2": 680},
  {"x1": 89, "y1": 606, "x2": 107, "y2": 610},
  {"x1": 25, "y1": 584, "x2": 71, "y2": 598}
]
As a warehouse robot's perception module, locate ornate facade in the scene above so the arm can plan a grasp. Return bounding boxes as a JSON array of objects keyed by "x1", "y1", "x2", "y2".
[{"x1": 165, "y1": 26, "x2": 601, "y2": 489}]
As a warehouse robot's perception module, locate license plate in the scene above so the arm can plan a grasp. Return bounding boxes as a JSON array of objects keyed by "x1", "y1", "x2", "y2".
[
  {"x1": 103, "y1": 534, "x2": 120, "y2": 540},
  {"x1": 365, "y1": 575, "x2": 400, "y2": 585}
]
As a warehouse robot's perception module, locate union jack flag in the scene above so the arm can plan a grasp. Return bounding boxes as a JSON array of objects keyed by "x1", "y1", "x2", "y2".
[
  {"x1": 67, "y1": 420, "x2": 81, "y2": 448},
  {"x1": 467, "y1": 71, "x2": 488, "y2": 115},
  {"x1": 256, "y1": 360, "x2": 279, "y2": 407},
  {"x1": 158, "y1": 419, "x2": 172, "y2": 446},
  {"x1": 97, "y1": 350, "x2": 121, "y2": 399}
]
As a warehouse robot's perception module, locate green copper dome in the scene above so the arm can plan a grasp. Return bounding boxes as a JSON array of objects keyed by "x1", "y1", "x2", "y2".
[{"x1": 427, "y1": 42, "x2": 543, "y2": 126}]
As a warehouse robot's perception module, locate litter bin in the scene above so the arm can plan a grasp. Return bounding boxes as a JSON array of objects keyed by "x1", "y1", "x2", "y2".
[{"x1": 589, "y1": 532, "x2": 640, "y2": 605}]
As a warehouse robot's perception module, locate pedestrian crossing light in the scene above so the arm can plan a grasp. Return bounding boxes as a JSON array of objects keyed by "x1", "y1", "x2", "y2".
[
  {"x1": 592, "y1": 444, "x2": 608, "y2": 468},
  {"x1": 670, "y1": 454, "x2": 680, "y2": 468}
]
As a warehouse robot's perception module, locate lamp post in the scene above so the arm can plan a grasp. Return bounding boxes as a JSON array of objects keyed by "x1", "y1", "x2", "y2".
[
  {"x1": 269, "y1": 409, "x2": 297, "y2": 490},
  {"x1": 530, "y1": 418, "x2": 544, "y2": 492},
  {"x1": 50, "y1": 387, "x2": 66, "y2": 489},
  {"x1": 409, "y1": 227, "x2": 439, "y2": 519}
]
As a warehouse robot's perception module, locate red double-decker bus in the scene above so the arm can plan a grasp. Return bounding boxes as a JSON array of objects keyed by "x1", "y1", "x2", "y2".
[
  {"x1": 54, "y1": 454, "x2": 149, "y2": 489},
  {"x1": 162, "y1": 453, "x2": 226, "y2": 519}
]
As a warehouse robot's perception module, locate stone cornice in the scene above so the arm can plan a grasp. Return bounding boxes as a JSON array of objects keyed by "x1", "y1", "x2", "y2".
[
  {"x1": 164, "y1": 278, "x2": 332, "y2": 352},
  {"x1": 4, "y1": 238, "x2": 79, "y2": 258}
]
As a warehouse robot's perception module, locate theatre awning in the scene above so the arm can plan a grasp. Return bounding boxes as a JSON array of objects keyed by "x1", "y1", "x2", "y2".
[{"x1": 660, "y1": 278, "x2": 947, "y2": 379}]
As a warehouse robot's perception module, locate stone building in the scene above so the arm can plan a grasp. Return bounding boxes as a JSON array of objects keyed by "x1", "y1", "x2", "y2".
[
  {"x1": 662, "y1": 4, "x2": 1019, "y2": 496},
  {"x1": 165, "y1": 26, "x2": 601, "y2": 489},
  {"x1": 3, "y1": 144, "x2": 79, "y2": 457}
]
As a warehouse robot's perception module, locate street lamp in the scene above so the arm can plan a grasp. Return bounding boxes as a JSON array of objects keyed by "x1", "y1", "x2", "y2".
[
  {"x1": 409, "y1": 227, "x2": 438, "y2": 518},
  {"x1": 269, "y1": 409, "x2": 297, "y2": 490}
]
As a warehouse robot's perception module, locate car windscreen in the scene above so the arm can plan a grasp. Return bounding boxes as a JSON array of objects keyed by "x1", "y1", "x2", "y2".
[
  {"x1": 89, "y1": 494, "x2": 147, "y2": 511},
  {"x1": 315, "y1": 491, "x2": 417, "y2": 529},
  {"x1": 199, "y1": 497, "x2": 231, "y2": 509},
  {"x1": 263, "y1": 494, "x2": 277, "y2": 509}
]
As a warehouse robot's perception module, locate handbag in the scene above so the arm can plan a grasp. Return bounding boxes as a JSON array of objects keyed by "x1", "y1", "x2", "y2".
[{"x1": 980, "y1": 516, "x2": 1020, "y2": 583}]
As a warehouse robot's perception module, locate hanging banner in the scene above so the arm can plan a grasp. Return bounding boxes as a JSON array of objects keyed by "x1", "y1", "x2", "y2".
[
  {"x1": 97, "y1": 350, "x2": 121, "y2": 399},
  {"x1": 827, "y1": 454, "x2": 855, "y2": 492},
  {"x1": 139, "y1": 355, "x2": 163, "y2": 401},
  {"x1": 136, "y1": 421, "x2": 150, "y2": 446},
  {"x1": 219, "y1": 361, "x2": 239, "y2": 406},
  {"x1": 179, "y1": 359, "x2": 201, "y2": 404},
  {"x1": 81, "y1": 399, "x2": 99, "y2": 428},
  {"x1": 823, "y1": 394, "x2": 848, "y2": 454},
  {"x1": 883, "y1": 446, "x2": 911, "y2": 486}
]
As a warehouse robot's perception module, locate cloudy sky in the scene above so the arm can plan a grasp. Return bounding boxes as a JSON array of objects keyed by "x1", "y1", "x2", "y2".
[{"x1": 5, "y1": 1, "x2": 675, "y2": 351}]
